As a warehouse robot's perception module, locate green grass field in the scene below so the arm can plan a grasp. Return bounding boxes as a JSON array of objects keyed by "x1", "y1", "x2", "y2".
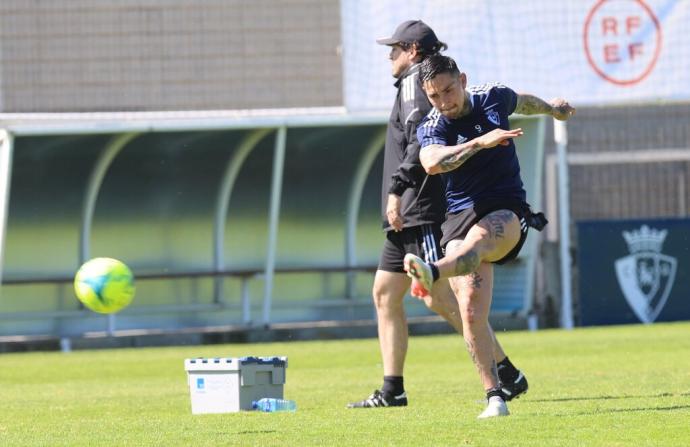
[{"x1": 2, "y1": 322, "x2": 689, "y2": 446}]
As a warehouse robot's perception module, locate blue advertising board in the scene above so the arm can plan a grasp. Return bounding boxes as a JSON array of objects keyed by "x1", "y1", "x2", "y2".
[{"x1": 577, "y1": 218, "x2": 690, "y2": 326}]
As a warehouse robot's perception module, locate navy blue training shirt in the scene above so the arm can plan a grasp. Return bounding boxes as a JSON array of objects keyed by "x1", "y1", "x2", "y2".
[{"x1": 417, "y1": 83, "x2": 526, "y2": 213}]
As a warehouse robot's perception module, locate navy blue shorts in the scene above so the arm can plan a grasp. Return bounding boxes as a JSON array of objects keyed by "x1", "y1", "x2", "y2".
[{"x1": 440, "y1": 199, "x2": 531, "y2": 265}]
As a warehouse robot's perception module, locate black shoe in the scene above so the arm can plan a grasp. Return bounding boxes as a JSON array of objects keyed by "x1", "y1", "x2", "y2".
[
  {"x1": 500, "y1": 371, "x2": 528, "y2": 401},
  {"x1": 346, "y1": 389, "x2": 408, "y2": 408}
]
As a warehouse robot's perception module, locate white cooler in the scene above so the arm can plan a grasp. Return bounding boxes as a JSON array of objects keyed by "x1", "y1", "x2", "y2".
[{"x1": 184, "y1": 356, "x2": 288, "y2": 414}]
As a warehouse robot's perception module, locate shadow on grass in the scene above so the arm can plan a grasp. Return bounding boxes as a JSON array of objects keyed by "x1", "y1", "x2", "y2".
[
  {"x1": 563, "y1": 404, "x2": 690, "y2": 417},
  {"x1": 530, "y1": 391, "x2": 689, "y2": 403}
]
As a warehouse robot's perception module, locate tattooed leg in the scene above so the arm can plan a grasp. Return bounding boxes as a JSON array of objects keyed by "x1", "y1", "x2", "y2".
[
  {"x1": 464, "y1": 337, "x2": 500, "y2": 386},
  {"x1": 468, "y1": 272, "x2": 483, "y2": 289},
  {"x1": 432, "y1": 210, "x2": 521, "y2": 281},
  {"x1": 483, "y1": 210, "x2": 515, "y2": 240},
  {"x1": 451, "y1": 263, "x2": 500, "y2": 391},
  {"x1": 453, "y1": 250, "x2": 480, "y2": 276}
]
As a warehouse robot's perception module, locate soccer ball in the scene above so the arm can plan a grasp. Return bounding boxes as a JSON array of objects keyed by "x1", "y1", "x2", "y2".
[{"x1": 74, "y1": 257, "x2": 136, "y2": 314}]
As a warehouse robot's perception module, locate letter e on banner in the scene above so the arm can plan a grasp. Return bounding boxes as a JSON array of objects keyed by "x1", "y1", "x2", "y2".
[{"x1": 583, "y1": 0, "x2": 662, "y2": 86}]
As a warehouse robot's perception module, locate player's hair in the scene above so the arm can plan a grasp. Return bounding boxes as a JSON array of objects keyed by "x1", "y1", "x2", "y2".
[
  {"x1": 419, "y1": 54, "x2": 460, "y2": 83},
  {"x1": 399, "y1": 40, "x2": 448, "y2": 60}
]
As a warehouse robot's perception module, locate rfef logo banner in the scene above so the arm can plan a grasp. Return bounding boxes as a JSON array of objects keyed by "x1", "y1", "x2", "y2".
[
  {"x1": 577, "y1": 218, "x2": 689, "y2": 326},
  {"x1": 341, "y1": 0, "x2": 690, "y2": 111}
]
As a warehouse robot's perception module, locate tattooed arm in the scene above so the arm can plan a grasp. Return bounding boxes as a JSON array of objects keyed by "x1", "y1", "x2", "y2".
[
  {"x1": 419, "y1": 127, "x2": 525, "y2": 175},
  {"x1": 419, "y1": 141, "x2": 482, "y2": 175},
  {"x1": 515, "y1": 94, "x2": 576, "y2": 121}
]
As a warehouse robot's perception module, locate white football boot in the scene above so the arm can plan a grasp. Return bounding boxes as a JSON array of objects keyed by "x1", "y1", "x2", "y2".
[
  {"x1": 477, "y1": 396, "x2": 510, "y2": 419},
  {"x1": 403, "y1": 253, "x2": 434, "y2": 297}
]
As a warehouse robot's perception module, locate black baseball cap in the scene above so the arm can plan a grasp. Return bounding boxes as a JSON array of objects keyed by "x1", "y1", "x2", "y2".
[{"x1": 376, "y1": 20, "x2": 440, "y2": 51}]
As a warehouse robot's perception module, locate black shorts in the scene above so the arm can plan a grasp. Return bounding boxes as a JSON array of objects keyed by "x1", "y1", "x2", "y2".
[
  {"x1": 378, "y1": 224, "x2": 443, "y2": 273},
  {"x1": 440, "y1": 198, "x2": 530, "y2": 265}
]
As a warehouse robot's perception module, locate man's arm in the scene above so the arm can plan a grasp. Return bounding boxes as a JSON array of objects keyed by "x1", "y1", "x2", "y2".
[
  {"x1": 515, "y1": 94, "x2": 576, "y2": 121},
  {"x1": 386, "y1": 71, "x2": 434, "y2": 231},
  {"x1": 420, "y1": 128, "x2": 525, "y2": 175},
  {"x1": 386, "y1": 114, "x2": 425, "y2": 231},
  {"x1": 389, "y1": 113, "x2": 426, "y2": 197}
]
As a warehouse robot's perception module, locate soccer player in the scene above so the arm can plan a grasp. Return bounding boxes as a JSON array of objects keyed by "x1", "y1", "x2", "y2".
[
  {"x1": 404, "y1": 54, "x2": 575, "y2": 418},
  {"x1": 348, "y1": 21, "x2": 528, "y2": 409}
]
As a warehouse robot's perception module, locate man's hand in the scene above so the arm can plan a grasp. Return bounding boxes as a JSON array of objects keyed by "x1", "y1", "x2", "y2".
[
  {"x1": 516, "y1": 93, "x2": 575, "y2": 121},
  {"x1": 386, "y1": 194, "x2": 403, "y2": 232},
  {"x1": 549, "y1": 98, "x2": 576, "y2": 121}
]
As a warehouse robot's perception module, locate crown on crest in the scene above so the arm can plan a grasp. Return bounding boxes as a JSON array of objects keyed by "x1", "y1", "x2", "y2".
[{"x1": 622, "y1": 225, "x2": 667, "y2": 253}]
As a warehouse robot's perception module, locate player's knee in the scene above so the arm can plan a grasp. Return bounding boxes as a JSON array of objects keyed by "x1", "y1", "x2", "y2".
[
  {"x1": 372, "y1": 283, "x2": 403, "y2": 310},
  {"x1": 463, "y1": 309, "x2": 480, "y2": 326},
  {"x1": 371, "y1": 284, "x2": 386, "y2": 308},
  {"x1": 459, "y1": 296, "x2": 483, "y2": 326},
  {"x1": 452, "y1": 251, "x2": 481, "y2": 276}
]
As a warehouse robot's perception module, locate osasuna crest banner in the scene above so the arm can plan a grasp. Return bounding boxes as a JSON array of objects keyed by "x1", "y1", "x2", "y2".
[
  {"x1": 341, "y1": 0, "x2": 690, "y2": 111},
  {"x1": 578, "y1": 219, "x2": 690, "y2": 326}
]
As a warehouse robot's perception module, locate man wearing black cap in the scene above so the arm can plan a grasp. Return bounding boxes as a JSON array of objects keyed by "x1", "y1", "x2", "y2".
[{"x1": 347, "y1": 20, "x2": 528, "y2": 409}]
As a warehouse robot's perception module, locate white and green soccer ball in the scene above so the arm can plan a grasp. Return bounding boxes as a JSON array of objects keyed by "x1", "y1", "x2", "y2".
[{"x1": 74, "y1": 257, "x2": 136, "y2": 314}]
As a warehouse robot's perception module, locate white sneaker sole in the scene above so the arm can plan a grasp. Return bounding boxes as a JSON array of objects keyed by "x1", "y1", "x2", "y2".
[{"x1": 403, "y1": 253, "x2": 433, "y2": 297}]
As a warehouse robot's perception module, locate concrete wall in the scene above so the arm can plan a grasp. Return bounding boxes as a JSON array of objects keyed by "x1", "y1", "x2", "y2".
[{"x1": 0, "y1": 0, "x2": 342, "y2": 112}]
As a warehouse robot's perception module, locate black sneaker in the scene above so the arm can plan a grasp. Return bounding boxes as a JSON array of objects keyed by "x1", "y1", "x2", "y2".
[
  {"x1": 346, "y1": 389, "x2": 408, "y2": 408},
  {"x1": 500, "y1": 371, "x2": 528, "y2": 401}
]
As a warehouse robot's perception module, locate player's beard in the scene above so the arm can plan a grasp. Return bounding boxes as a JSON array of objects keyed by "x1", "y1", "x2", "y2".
[{"x1": 446, "y1": 93, "x2": 472, "y2": 119}]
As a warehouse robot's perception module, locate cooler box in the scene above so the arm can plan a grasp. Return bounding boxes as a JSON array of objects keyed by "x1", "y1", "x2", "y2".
[{"x1": 184, "y1": 356, "x2": 288, "y2": 414}]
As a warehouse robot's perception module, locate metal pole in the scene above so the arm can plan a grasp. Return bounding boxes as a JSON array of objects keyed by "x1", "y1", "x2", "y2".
[
  {"x1": 262, "y1": 126, "x2": 287, "y2": 325},
  {"x1": 544, "y1": 155, "x2": 559, "y2": 242},
  {"x1": 0, "y1": 130, "x2": 14, "y2": 301},
  {"x1": 213, "y1": 128, "x2": 271, "y2": 305},
  {"x1": 80, "y1": 133, "x2": 139, "y2": 263},
  {"x1": 345, "y1": 128, "x2": 385, "y2": 297},
  {"x1": 241, "y1": 277, "x2": 251, "y2": 324},
  {"x1": 555, "y1": 120, "x2": 574, "y2": 329},
  {"x1": 678, "y1": 171, "x2": 687, "y2": 216},
  {"x1": 523, "y1": 116, "x2": 546, "y2": 331}
]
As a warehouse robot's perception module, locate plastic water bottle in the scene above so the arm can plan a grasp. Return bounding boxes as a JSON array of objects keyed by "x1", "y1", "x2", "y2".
[{"x1": 252, "y1": 398, "x2": 297, "y2": 412}]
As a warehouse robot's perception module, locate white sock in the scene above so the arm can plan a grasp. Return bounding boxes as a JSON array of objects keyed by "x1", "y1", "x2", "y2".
[{"x1": 488, "y1": 396, "x2": 504, "y2": 405}]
